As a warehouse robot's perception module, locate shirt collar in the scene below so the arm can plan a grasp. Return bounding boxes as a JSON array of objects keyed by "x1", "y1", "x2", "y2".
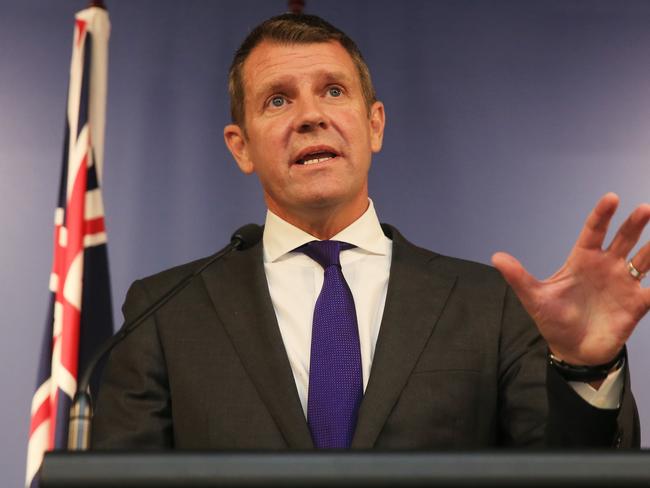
[{"x1": 263, "y1": 199, "x2": 389, "y2": 263}]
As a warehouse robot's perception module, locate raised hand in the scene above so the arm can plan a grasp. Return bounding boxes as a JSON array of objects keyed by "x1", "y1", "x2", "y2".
[{"x1": 492, "y1": 193, "x2": 650, "y2": 366}]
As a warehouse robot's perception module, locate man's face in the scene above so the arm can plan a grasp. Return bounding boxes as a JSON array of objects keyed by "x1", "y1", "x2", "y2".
[{"x1": 224, "y1": 40, "x2": 385, "y2": 229}]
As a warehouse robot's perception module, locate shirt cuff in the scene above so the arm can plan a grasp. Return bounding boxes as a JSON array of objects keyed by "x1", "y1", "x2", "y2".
[{"x1": 568, "y1": 362, "x2": 624, "y2": 410}]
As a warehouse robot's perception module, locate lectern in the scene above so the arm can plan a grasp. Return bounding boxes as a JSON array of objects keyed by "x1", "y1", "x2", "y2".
[{"x1": 41, "y1": 451, "x2": 650, "y2": 487}]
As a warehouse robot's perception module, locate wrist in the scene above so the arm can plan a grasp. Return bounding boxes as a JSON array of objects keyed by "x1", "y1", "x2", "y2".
[{"x1": 548, "y1": 348, "x2": 625, "y2": 382}]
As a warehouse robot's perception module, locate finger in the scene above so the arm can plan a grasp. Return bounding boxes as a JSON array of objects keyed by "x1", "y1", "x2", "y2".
[
  {"x1": 630, "y1": 240, "x2": 650, "y2": 275},
  {"x1": 608, "y1": 203, "x2": 650, "y2": 258},
  {"x1": 575, "y1": 193, "x2": 619, "y2": 250},
  {"x1": 491, "y1": 252, "x2": 539, "y2": 310}
]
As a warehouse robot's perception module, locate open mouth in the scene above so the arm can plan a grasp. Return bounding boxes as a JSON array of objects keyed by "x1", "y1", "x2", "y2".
[{"x1": 295, "y1": 151, "x2": 338, "y2": 166}]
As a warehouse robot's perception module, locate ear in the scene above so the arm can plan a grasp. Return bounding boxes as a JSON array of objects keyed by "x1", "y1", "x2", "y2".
[
  {"x1": 224, "y1": 124, "x2": 254, "y2": 174},
  {"x1": 369, "y1": 101, "x2": 385, "y2": 153}
]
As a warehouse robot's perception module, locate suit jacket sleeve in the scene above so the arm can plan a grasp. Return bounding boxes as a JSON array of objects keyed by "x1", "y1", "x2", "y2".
[
  {"x1": 498, "y1": 284, "x2": 639, "y2": 448},
  {"x1": 546, "y1": 357, "x2": 640, "y2": 447}
]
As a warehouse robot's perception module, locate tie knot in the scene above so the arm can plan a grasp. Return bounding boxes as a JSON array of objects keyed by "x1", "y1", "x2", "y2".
[{"x1": 298, "y1": 240, "x2": 353, "y2": 269}]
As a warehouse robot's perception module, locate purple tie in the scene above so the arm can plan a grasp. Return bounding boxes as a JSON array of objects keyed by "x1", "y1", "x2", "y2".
[{"x1": 299, "y1": 240, "x2": 363, "y2": 448}]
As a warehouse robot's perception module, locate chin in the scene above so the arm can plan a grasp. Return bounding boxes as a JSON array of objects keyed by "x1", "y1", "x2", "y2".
[{"x1": 297, "y1": 190, "x2": 350, "y2": 209}]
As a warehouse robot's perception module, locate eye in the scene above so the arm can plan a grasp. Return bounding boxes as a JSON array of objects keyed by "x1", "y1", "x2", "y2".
[
  {"x1": 268, "y1": 95, "x2": 286, "y2": 108},
  {"x1": 328, "y1": 86, "x2": 343, "y2": 97}
]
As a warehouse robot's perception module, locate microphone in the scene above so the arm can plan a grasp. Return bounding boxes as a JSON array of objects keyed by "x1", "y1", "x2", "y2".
[{"x1": 67, "y1": 223, "x2": 263, "y2": 450}]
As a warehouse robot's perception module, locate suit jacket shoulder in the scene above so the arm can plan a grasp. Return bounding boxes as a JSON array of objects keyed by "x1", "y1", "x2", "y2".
[{"x1": 93, "y1": 240, "x2": 313, "y2": 449}]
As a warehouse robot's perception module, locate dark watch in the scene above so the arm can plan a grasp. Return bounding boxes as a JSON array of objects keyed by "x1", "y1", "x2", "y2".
[{"x1": 548, "y1": 348, "x2": 625, "y2": 382}]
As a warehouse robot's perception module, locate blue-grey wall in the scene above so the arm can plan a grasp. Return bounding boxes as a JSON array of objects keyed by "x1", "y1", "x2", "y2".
[{"x1": 2, "y1": 0, "x2": 649, "y2": 485}]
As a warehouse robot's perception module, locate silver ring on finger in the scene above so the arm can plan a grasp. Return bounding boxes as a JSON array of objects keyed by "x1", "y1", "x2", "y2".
[{"x1": 628, "y1": 260, "x2": 646, "y2": 281}]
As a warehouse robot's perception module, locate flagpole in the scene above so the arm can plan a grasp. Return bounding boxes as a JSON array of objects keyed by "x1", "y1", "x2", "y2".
[{"x1": 288, "y1": 0, "x2": 305, "y2": 14}]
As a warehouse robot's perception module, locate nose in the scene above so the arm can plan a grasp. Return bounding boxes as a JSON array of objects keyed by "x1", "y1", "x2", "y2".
[{"x1": 294, "y1": 96, "x2": 328, "y2": 133}]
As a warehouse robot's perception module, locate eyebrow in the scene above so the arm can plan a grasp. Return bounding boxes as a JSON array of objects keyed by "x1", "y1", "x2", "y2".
[
  {"x1": 255, "y1": 70, "x2": 354, "y2": 99},
  {"x1": 318, "y1": 70, "x2": 353, "y2": 86}
]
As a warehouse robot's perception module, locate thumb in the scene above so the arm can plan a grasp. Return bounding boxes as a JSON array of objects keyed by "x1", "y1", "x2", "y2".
[{"x1": 491, "y1": 251, "x2": 539, "y2": 309}]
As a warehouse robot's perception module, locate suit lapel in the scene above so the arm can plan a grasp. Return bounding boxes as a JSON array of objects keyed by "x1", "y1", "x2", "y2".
[
  {"x1": 352, "y1": 228, "x2": 457, "y2": 448},
  {"x1": 201, "y1": 242, "x2": 313, "y2": 448}
]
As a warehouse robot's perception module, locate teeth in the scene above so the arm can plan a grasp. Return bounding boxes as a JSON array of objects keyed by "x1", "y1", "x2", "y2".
[{"x1": 303, "y1": 156, "x2": 334, "y2": 165}]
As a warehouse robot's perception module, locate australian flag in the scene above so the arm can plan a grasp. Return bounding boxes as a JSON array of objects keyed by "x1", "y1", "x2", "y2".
[{"x1": 26, "y1": 5, "x2": 113, "y2": 487}]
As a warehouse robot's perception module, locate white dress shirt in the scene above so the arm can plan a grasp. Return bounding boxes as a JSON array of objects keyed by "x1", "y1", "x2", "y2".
[{"x1": 262, "y1": 200, "x2": 622, "y2": 417}]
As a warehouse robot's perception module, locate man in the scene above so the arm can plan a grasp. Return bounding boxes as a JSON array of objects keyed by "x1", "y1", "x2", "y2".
[{"x1": 93, "y1": 13, "x2": 648, "y2": 449}]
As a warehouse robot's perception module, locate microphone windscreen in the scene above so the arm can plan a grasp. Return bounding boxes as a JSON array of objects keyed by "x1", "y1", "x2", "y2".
[{"x1": 231, "y1": 224, "x2": 263, "y2": 250}]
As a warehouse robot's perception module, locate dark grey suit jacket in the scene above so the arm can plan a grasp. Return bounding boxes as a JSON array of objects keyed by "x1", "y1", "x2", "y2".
[{"x1": 92, "y1": 225, "x2": 639, "y2": 449}]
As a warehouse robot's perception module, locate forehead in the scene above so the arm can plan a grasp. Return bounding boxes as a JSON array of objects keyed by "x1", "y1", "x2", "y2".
[{"x1": 241, "y1": 40, "x2": 359, "y2": 95}]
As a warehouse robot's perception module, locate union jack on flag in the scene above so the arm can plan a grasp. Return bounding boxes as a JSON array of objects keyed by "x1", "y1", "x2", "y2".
[{"x1": 26, "y1": 5, "x2": 113, "y2": 487}]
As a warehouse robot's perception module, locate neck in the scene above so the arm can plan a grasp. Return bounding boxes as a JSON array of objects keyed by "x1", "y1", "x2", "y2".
[{"x1": 268, "y1": 199, "x2": 369, "y2": 240}]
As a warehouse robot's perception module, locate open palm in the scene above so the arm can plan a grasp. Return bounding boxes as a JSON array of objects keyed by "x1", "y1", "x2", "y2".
[{"x1": 493, "y1": 193, "x2": 650, "y2": 366}]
